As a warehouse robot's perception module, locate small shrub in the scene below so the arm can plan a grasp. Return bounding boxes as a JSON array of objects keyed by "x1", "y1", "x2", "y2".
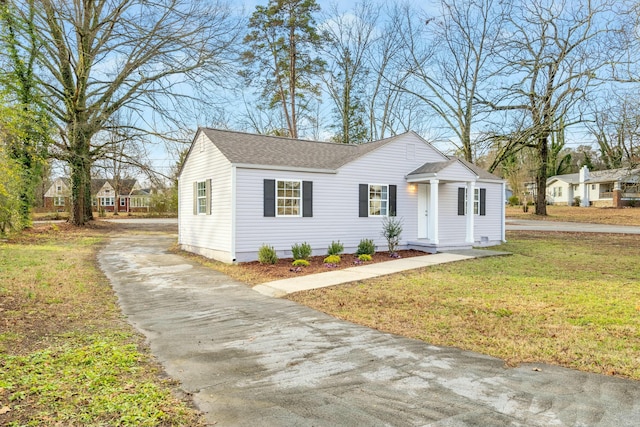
[
  {"x1": 323, "y1": 254, "x2": 341, "y2": 264},
  {"x1": 257, "y1": 244, "x2": 278, "y2": 264},
  {"x1": 292, "y1": 259, "x2": 310, "y2": 267},
  {"x1": 508, "y1": 195, "x2": 520, "y2": 206},
  {"x1": 291, "y1": 242, "x2": 312, "y2": 260},
  {"x1": 356, "y1": 238, "x2": 375, "y2": 256},
  {"x1": 327, "y1": 240, "x2": 344, "y2": 256},
  {"x1": 358, "y1": 254, "x2": 372, "y2": 262},
  {"x1": 381, "y1": 216, "x2": 403, "y2": 254},
  {"x1": 573, "y1": 196, "x2": 581, "y2": 207}
]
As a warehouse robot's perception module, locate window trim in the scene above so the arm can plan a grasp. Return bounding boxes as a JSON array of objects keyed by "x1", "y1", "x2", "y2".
[
  {"x1": 53, "y1": 196, "x2": 65, "y2": 206},
  {"x1": 120, "y1": 197, "x2": 127, "y2": 207},
  {"x1": 458, "y1": 187, "x2": 486, "y2": 216},
  {"x1": 196, "y1": 180, "x2": 207, "y2": 215},
  {"x1": 99, "y1": 196, "x2": 115, "y2": 207},
  {"x1": 276, "y1": 179, "x2": 302, "y2": 217},
  {"x1": 368, "y1": 184, "x2": 389, "y2": 217}
]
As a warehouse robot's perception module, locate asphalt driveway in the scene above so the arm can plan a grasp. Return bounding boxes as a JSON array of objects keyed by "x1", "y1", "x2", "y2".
[{"x1": 98, "y1": 231, "x2": 640, "y2": 426}]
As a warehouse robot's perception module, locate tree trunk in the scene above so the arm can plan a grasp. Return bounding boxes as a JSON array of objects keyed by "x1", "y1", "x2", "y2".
[
  {"x1": 535, "y1": 134, "x2": 549, "y2": 215},
  {"x1": 69, "y1": 132, "x2": 94, "y2": 226}
]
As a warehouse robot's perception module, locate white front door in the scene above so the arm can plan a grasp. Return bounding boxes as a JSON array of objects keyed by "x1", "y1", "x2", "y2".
[{"x1": 417, "y1": 184, "x2": 430, "y2": 239}]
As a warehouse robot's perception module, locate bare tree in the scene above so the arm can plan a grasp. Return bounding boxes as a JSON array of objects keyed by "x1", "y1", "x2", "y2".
[
  {"x1": 587, "y1": 93, "x2": 640, "y2": 168},
  {"x1": 481, "y1": 0, "x2": 623, "y2": 215},
  {"x1": 321, "y1": 1, "x2": 379, "y2": 143},
  {"x1": 396, "y1": 0, "x2": 507, "y2": 162},
  {"x1": 6, "y1": 0, "x2": 239, "y2": 225}
]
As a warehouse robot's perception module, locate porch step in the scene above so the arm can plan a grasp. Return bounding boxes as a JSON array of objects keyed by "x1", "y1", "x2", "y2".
[{"x1": 407, "y1": 241, "x2": 473, "y2": 254}]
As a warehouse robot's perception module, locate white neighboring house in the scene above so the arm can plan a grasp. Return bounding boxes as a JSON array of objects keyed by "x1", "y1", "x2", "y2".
[
  {"x1": 547, "y1": 166, "x2": 640, "y2": 207},
  {"x1": 178, "y1": 128, "x2": 506, "y2": 263}
]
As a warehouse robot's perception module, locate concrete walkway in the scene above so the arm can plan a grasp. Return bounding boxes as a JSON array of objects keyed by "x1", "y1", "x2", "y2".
[
  {"x1": 255, "y1": 249, "x2": 509, "y2": 297},
  {"x1": 98, "y1": 233, "x2": 640, "y2": 427}
]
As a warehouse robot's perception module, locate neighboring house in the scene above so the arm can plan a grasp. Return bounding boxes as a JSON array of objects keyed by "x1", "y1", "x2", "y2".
[
  {"x1": 44, "y1": 178, "x2": 151, "y2": 213},
  {"x1": 43, "y1": 177, "x2": 71, "y2": 211},
  {"x1": 178, "y1": 128, "x2": 506, "y2": 263},
  {"x1": 547, "y1": 166, "x2": 640, "y2": 207}
]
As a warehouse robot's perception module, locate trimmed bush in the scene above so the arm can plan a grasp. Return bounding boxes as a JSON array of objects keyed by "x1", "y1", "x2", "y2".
[
  {"x1": 323, "y1": 254, "x2": 341, "y2": 264},
  {"x1": 356, "y1": 238, "x2": 375, "y2": 256},
  {"x1": 508, "y1": 195, "x2": 520, "y2": 206},
  {"x1": 292, "y1": 259, "x2": 310, "y2": 267},
  {"x1": 291, "y1": 242, "x2": 312, "y2": 260},
  {"x1": 358, "y1": 254, "x2": 372, "y2": 262},
  {"x1": 257, "y1": 244, "x2": 278, "y2": 264},
  {"x1": 327, "y1": 240, "x2": 344, "y2": 256}
]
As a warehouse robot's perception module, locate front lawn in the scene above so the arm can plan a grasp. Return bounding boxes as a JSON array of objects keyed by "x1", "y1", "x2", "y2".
[
  {"x1": 0, "y1": 223, "x2": 203, "y2": 426},
  {"x1": 506, "y1": 204, "x2": 640, "y2": 226},
  {"x1": 288, "y1": 231, "x2": 640, "y2": 380}
]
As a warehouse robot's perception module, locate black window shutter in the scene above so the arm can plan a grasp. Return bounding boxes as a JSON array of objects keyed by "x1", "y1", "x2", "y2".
[
  {"x1": 302, "y1": 181, "x2": 313, "y2": 217},
  {"x1": 264, "y1": 179, "x2": 275, "y2": 217},
  {"x1": 457, "y1": 187, "x2": 466, "y2": 216},
  {"x1": 480, "y1": 188, "x2": 486, "y2": 216},
  {"x1": 205, "y1": 179, "x2": 212, "y2": 215},
  {"x1": 359, "y1": 184, "x2": 368, "y2": 217},
  {"x1": 193, "y1": 182, "x2": 197, "y2": 215},
  {"x1": 389, "y1": 185, "x2": 397, "y2": 216}
]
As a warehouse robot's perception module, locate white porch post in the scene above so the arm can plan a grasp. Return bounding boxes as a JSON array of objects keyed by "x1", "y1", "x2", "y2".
[
  {"x1": 466, "y1": 181, "x2": 475, "y2": 244},
  {"x1": 429, "y1": 179, "x2": 439, "y2": 244}
]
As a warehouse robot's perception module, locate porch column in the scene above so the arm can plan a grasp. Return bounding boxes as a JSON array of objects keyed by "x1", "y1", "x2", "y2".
[
  {"x1": 429, "y1": 179, "x2": 439, "y2": 244},
  {"x1": 466, "y1": 181, "x2": 475, "y2": 244}
]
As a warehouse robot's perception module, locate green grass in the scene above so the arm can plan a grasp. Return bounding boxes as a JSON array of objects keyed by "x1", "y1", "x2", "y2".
[
  {"x1": 0, "y1": 223, "x2": 203, "y2": 426},
  {"x1": 288, "y1": 231, "x2": 640, "y2": 379}
]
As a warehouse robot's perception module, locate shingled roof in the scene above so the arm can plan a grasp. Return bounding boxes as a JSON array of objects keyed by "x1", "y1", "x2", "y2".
[{"x1": 198, "y1": 128, "x2": 409, "y2": 171}]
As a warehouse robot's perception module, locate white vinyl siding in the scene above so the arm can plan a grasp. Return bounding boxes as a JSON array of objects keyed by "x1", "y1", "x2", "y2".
[
  {"x1": 178, "y1": 132, "x2": 233, "y2": 261},
  {"x1": 473, "y1": 182, "x2": 503, "y2": 243},
  {"x1": 277, "y1": 180, "x2": 301, "y2": 216},
  {"x1": 234, "y1": 133, "x2": 443, "y2": 261},
  {"x1": 369, "y1": 184, "x2": 388, "y2": 216}
]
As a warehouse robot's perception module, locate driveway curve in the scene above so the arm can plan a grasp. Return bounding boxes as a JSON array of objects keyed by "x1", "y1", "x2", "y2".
[{"x1": 98, "y1": 231, "x2": 640, "y2": 426}]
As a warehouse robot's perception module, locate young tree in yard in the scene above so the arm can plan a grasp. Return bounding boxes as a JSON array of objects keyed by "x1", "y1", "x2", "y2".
[
  {"x1": 396, "y1": 0, "x2": 507, "y2": 162},
  {"x1": 480, "y1": 0, "x2": 624, "y2": 215},
  {"x1": 3, "y1": 0, "x2": 239, "y2": 226},
  {"x1": 242, "y1": 0, "x2": 325, "y2": 138}
]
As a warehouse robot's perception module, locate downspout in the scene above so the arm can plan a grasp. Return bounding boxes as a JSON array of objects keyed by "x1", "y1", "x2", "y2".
[{"x1": 231, "y1": 166, "x2": 237, "y2": 263}]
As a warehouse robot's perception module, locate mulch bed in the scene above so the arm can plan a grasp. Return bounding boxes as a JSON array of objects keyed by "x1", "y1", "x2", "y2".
[{"x1": 241, "y1": 250, "x2": 428, "y2": 281}]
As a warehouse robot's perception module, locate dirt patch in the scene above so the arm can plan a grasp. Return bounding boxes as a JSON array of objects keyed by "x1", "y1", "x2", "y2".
[{"x1": 240, "y1": 250, "x2": 428, "y2": 282}]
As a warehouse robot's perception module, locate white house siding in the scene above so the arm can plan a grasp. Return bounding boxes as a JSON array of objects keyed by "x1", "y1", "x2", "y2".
[
  {"x1": 547, "y1": 180, "x2": 578, "y2": 206},
  {"x1": 437, "y1": 182, "x2": 468, "y2": 245},
  {"x1": 473, "y1": 181, "x2": 504, "y2": 245},
  {"x1": 233, "y1": 134, "x2": 447, "y2": 262},
  {"x1": 178, "y1": 133, "x2": 234, "y2": 262},
  {"x1": 44, "y1": 178, "x2": 70, "y2": 198}
]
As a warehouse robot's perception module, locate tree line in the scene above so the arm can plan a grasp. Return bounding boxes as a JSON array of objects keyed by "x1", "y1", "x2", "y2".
[{"x1": 1, "y1": 0, "x2": 639, "y2": 229}]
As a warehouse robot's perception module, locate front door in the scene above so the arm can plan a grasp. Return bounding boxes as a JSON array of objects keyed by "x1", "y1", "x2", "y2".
[{"x1": 417, "y1": 184, "x2": 430, "y2": 239}]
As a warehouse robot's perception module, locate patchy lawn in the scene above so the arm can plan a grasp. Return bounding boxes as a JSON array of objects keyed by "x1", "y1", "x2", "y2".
[
  {"x1": 0, "y1": 223, "x2": 203, "y2": 426},
  {"x1": 506, "y1": 205, "x2": 640, "y2": 226},
  {"x1": 287, "y1": 231, "x2": 640, "y2": 380}
]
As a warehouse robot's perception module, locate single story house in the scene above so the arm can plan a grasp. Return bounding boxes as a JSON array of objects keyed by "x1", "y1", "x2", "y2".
[
  {"x1": 547, "y1": 166, "x2": 640, "y2": 207},
  {"x1": 178, "y1": 128, "x2": 506, "y2": 263},
  {"x1": 44, "y1": 177, "x2": 151, "y2": 213}
]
